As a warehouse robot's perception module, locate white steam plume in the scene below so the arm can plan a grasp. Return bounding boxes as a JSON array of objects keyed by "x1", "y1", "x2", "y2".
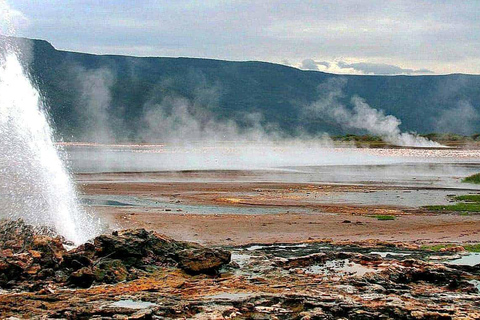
[
  {"x1": 434, "y1": 101, "x2": 479, "y2": 135},
  {"x1": 307, "y1": 78, "x2": 444, "y2": 148},
  {"x1": 74, "y1": 67, "x2": 117, "y2": 143},
  {"x1": 139, "y1": 89, "x2": 283, "y2": 144}
]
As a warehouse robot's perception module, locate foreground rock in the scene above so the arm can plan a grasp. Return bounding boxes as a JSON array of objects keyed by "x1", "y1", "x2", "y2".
[
  {"x1": 0, "y1": 219, "x2": 230, "y2": 289},
  {"x1": 1, "y1": 220, "x2": 479, "y2": 319}
]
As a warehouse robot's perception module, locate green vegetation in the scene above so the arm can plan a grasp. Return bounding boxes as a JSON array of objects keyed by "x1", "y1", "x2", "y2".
[
  {"x1": 425, "y1": 203, "x2": 480, "y2": 213},
  {"x1": 331, "y1": 134, "x2": 480, "y2": 148},
  {"x1": 422, "y1": 133, "x2": 480, "y2": 142},
  {"x1": 424, "y1": 193, "x2": 480, "y2": 213},
  {"x1": 462, "y1": 173, "x2": 480, "y2": 184},
  {"x1": 421, "y1": 244, "x2": 458, "y2": 251},
  {"x1": 421, "y1": 243, "x2": 480, "y2": 252},
  {"x1": 370, "y1": 215, "x2": 396, "y2": 220},
  {"x1": 454, "y1": 194, "x2": 480, "y2": 202},
  {"x1": 465, "y1": 244, "x2": 480, "y2": 252}
]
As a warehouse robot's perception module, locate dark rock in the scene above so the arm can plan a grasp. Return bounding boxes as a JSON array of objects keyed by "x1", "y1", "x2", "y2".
[
  {"x1": 36, "y1": 267, "x2": 55, "y2": 280},
  {"x1": 0, "y1": 258, "x2": 24, "y2": 284},
  {"x1": 68, "y1": 266, "x2": 95, "y2": 288},
  {"x1": 177, "y1": 248, "x2": 231, "y2": 274},
  {"x1": 61, "y1": 251, "x2": 93, "y2": 270},
  {"x1": 93, "y1": 229, "x2": 188, "y2": 267},
  {"x1": 275, "y1": 253, "x2": 328, "y2": 269},
  {"x1": 93, "y1": 259, "x2": 128, "y2": 283},
  {"x1": 0, "y1": 220, "x2": 232, "y2": 289}
]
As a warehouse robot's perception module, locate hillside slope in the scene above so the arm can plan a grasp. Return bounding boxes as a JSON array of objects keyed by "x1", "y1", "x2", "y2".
[{"x1": 8, "y1": 37, "x2": 480, "y2": 141}]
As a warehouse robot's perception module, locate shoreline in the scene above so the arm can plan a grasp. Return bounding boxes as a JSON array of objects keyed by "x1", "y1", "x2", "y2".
[{"x1": 77, "y1": 172, "x2": 480, "y2": 246}]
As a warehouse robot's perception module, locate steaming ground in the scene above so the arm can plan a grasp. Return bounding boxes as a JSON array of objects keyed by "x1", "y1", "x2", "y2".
[
  {"x1": 73, "y1": 144, "x2": 480, "y2": 246},
  {"x1": 63, "y1": 142, "x2": 480, "y2": 175}
]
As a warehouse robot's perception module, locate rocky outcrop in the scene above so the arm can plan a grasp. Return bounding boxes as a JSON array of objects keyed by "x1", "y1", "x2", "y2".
[
  {"x1": 1, "y1": 237, "x2": 479, "y2": 319},
  {"x1": 177, "y1": 247, "x2": 231, "y2": 274},
  {"x1": 0, "y1": 219, "x2": 231, "y2": 289}
]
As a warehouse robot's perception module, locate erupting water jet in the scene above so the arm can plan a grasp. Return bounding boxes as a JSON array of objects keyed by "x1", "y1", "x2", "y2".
[{"x1": 0, "y1": 38, "x2": 99, "y2": 244}]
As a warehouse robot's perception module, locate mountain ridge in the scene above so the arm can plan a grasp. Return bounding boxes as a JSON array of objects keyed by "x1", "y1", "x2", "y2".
[{"x1": 4, "y1": 36, "x2": 480, "y2": 141}]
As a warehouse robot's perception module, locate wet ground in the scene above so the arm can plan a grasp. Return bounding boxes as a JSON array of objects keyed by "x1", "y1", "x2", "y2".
[
  {"x1": 1, "y1": 239, "x2": 479, "y2": 319},
  {"x1": 69, "y1": 146, "x2": 480, "y2": 215}
]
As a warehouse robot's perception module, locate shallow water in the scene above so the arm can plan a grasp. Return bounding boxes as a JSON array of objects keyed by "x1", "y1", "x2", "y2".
[
  {"x1": 370, "y1": 251, "x2": 411, "y2": 258},
  {"x1": 80, "y1": 194, "x2": 305, "y2": 215},
  {"x1": 305, "y1": 189, "x2": 475, "y2": 207},
  {"x1": 70, "y1": 146, "x2": 480, "y2": 210},
  {"x1": 305, "y1": 259, "x2": 378, "y2": 277},
  {"x1": 65, "y1": 145, "x2": 480, "y2": 190},
  {"x1": 446, "y1": 253, "x2": 480, "y2": 266},
  {"x1": 110, "y1": 299, "x2": 156, "y2": 309}
]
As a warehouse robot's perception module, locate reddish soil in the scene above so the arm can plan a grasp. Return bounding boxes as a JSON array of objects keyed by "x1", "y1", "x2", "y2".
[{"x1": 77, "y1": 172, "x2": 480, "y2": 246}]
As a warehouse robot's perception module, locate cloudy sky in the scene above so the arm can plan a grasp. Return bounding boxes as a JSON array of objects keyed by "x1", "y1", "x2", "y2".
[{"x1": 4, "y1": 0, "x2": 480, "y2": 75}]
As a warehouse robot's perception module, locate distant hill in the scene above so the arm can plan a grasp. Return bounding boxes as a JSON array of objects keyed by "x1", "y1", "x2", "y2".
[{"x1": 6, "y1": 36, "x2": 480, "y2": 141}]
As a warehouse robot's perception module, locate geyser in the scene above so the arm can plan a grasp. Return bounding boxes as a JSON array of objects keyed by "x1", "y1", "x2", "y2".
[{"x1": 0, "y1": 40, "x2": 98, "y2": 244}]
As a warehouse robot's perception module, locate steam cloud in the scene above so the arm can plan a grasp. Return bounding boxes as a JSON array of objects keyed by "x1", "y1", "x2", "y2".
[
  {"x1": 306, "y1": 78, "x2": 443, "y2": 147},
  {"x1": 67, "y1": 64, "x2": 442, "y2": 149},
  {"x1": 140, "y1": 96, "x2": 282, "y2": 144},
  {"x1": 434, "y1": 101, "x2": 479, "y2": 135},
  {"x1": 73, "y1": 66, "x2": 120, "y2": 143}
]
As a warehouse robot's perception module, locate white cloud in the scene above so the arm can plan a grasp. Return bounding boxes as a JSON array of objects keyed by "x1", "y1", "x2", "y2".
[{"x1": 8, "y1": 0, "x2": 480, "y2": 74}]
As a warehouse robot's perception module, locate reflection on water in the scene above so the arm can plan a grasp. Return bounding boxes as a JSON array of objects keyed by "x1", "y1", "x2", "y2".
[
  {"x1": 65, "y1": 146, "x2": 480, "y2": 190},
  {"x1": 68, "y1": 145, "x2": 480, "y2": 209},
  {"x1": 446, "y1": 253, "x2": 480, "y2": 266},
  {"x1": 110, "y1": 300, "x2": 156, "y2": 309},
  {"x1": 305, "y1": 259, "x2": 378, "y2": 277},
  {"x1": 64, "y1": 145, "x2": 480, "y2": 181},
  {"x1": 80, "y1": 194, "x2": 302, "y2": 215}
]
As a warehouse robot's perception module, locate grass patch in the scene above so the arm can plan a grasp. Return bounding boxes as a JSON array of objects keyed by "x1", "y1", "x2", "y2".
[
  {"x1": 424, "y1": 193, "x2": 480, "y2": 213},
  {"x1": 462, "y1": 173, "x2": 480, "y2": 184},
  {"x1": 454, "y1": 194, "x2": 480, "y2": 202},
  {"x1": 370, "y1": 215, "x2": 396, "y2": 220},
  {"x1": 421, "y1": 244, "x2": 457, "y2": 251},
  {"x1": 425, "y1": 203, "x2": 480, "y2": 212},
  {"x1": 464, "y1": 244, "x2": 480, "y2": 252},
  {"x1": 421, "y1": 243, "x2": 480, "y2": 252}
]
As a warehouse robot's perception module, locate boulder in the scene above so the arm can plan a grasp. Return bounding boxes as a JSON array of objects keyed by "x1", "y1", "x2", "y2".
[
  {"x1": 176, "y1": 248, "x2": 231, "y2": 274},
  {"x1": 68, "y1": 266, "x2": 95, "y2": 288},
  {"x1": 93, "y1": 229, "x2": 186, "y2": 267},
  {"x1": 0, "y1": 220, "x2": 232, "y2": 289},
  {"x1": 93, "y1": 259, "x2": 128, "y2": 283}
]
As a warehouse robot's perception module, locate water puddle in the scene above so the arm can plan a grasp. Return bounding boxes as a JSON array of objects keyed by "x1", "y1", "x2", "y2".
[
  {"x1": 81, "y1": 194, "x2": 300, "y2": 215},
  {"x1": 231, "y1": 253, "x2": 252, "y2": 267},
  {"x1": 82, "y1": 198, "x2": 135, "y2": 207},
  {"x1": 370, "y1": 251, "x2": 411, "y2": 258},
  {"x1": 246, "y1": 245, "x2": 266, "y2": 251},
  {"x1": 305, "y1": 259, "x2": 378, "y2": 277},
  {"x1": 204, "y1": 292, "x2": 255, "y2": 300},
  {"x1": 110, "y1": 299, "x2": 156, "y2": 309},
  {"x1": 446, "y1": 253, "x2": 480, "y2": 266},
  {"x1": 468, "y1": 280, "x2": 480, "y2": 292},
  {"x1": 308, "y1": 189, "x2": 474, "y2": 207}
]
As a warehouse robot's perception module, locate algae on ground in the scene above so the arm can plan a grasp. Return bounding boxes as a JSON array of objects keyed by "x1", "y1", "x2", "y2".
[
  {"x1": 424, "y1": 193, "x2": 480, "y2": 213},
  {"x1": 370, "y1": 215, "x2": 396, "y2": 220},
  {"x1": 462, "y1": 173, "x2": 480, "y2": 184},
  {"x1": 421, "y1": 243, "x2": 480, "y2": 253}
]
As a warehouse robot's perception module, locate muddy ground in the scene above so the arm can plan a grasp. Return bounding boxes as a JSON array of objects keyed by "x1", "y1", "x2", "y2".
[
  {"x1": 1, "y1": 170, "x2": 480, "y2": 319},
  {"x1": 77, "y1": 172, "x2": 480, "y2": 246}
]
